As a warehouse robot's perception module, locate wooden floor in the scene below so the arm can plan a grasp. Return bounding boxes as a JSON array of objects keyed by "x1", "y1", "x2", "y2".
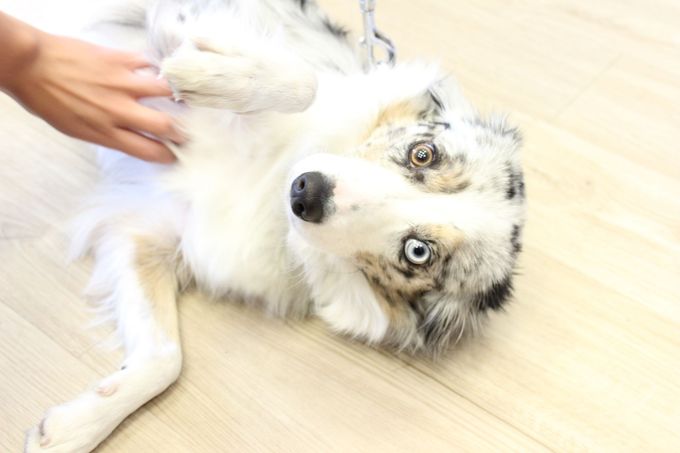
[{"x1": 1, "y1": 0, "x2": 679, "y2": 451}]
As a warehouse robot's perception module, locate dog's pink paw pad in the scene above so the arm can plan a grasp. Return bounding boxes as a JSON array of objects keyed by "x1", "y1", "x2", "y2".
[{"x1": 95, "y1": 380, "x2": 119, "y2": 397}]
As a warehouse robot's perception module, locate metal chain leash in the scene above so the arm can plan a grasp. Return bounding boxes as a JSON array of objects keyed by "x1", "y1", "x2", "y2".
[{"x1": 359, "y1": 0, "x2": 396, "y2": 71}]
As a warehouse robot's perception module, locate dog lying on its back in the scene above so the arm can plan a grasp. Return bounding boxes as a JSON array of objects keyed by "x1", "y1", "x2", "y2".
[{"x1": 25, "y1": 0, "x2": 526, "y2": 451}]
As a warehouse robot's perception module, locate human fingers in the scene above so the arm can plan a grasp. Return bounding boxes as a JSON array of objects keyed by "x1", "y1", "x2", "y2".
[
  {"x1": 125, "y1": 73, "x2": 174, "y2": 98},
  {"x1": 106, "y1": 127, "x2": 177, "y2": 163},
  {"x1": 121, "y1": 52, "x2": 156, "y2": 70},
  {"x1": 114, "y1": 103, "x2": 185, "y2": 144}
]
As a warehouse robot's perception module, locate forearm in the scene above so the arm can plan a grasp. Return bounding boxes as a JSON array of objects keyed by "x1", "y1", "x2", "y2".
[{"x1": 0, "y1": 12, "x2": 41, "y2": 89}]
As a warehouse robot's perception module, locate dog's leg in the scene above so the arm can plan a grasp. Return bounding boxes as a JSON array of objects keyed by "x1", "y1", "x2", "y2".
[
  {"x1": 25, "y1": 234, "x2": 182, "y2": 453},
  {"x1": 161, "y1": 37, "x2": 318, "y2": 114}
]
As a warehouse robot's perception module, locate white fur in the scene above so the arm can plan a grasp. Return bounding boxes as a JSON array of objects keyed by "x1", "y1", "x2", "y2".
[
  {"x1": 27, "y1": 233, "x2": 181, "y2": 453},
  {"x1": 27, "y1": 0, "x2": 525, "y2": 450}
]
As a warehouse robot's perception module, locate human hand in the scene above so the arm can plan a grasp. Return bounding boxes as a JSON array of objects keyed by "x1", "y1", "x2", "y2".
[{"x1": 2, "y1": 26, "x2": 183, "y2": 163}]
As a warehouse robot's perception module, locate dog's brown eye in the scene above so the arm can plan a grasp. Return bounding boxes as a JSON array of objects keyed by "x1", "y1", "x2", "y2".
[{"x1": 409, "y1": 143, "x2": 435, "y2": 167}]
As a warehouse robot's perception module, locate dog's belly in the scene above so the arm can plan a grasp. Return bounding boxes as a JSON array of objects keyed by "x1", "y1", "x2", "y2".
[
  {"x1": 181, "y1": 201, "x2": 295, "y2": 302},
  {"x1": 170, "y1": 120, "x2": 310, "y2": 316}
]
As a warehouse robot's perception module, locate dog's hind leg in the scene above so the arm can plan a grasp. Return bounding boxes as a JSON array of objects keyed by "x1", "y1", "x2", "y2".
[{"x1": 25, "y1": 234, "x2": 183, "y2": 453}]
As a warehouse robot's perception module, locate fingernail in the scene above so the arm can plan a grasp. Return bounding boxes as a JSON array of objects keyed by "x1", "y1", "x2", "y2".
[
  {"x1": 163, "y1": 148, "x2": 178, "y2": 163},
  {"x1": 169, "y1": 123, "x2": 188, "y2": 144},
  {"x1": 157, "y1": 77, "x2": 171, "y2": 88},
  {"x1": 172, "y1": 119, "x2": 189, "y2": 143},
  {"x1": 169, "y1": 133, "x2": 185, "y2": 145}
]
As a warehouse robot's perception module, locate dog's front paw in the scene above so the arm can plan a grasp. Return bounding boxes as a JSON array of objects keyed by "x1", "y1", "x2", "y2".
[
  {"x1": 24, "y1": 393, "x2": 118, "y2": 453},
  {"x1": 161, "y1": 45, "x2": 249, "y2": 110},
  {"x1": 161, "y1": 39, "x2": 317, "y2": 113}
]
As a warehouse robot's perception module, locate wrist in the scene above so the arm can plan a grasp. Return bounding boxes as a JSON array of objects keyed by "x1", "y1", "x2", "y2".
[{"x1": 0, "y1": 14, "x2": 42, "y2": 90}]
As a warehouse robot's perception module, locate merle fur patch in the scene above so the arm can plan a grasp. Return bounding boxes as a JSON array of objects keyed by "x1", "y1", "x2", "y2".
[
  {"x1": 467, "y1": 116, "x2": 523, "y2": 143},
  {"x1": 505, "y1": 164, "x2": 526, "y2": 200},
  {"x1": 510, "y1": 224, "x2": 522, "y2": 256},
  {"x1": 322, "y1": 18, "x2": 349, "y2": 39},
  {"x1": 473, "y1": 276, "x2": 513, "y2": 311}
]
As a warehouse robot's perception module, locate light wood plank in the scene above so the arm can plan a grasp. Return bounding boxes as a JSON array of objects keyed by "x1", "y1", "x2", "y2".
[
  {"x1": 80, "y1": 292, "x2": 547, "y2": 451},
  {"x1": 0, "y1": 302, "x2": 196, "y2": 452},
  {"x1": 1, "y1": 0, "x2": 679, "y2": 451}
]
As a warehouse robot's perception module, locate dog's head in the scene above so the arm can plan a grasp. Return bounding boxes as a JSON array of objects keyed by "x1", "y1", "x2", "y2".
[{"x1": 286, "y1": 65, "x2": 526, "y2": 356}]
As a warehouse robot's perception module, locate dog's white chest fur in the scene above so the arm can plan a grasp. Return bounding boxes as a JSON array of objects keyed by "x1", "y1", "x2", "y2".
[{"x1": 172, "y1": 111, "x2": 309, "y2": 314}]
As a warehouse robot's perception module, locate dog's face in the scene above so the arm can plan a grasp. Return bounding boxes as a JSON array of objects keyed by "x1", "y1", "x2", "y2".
[{"x1": 287, "y1": 71, "x2": 526, "y2": 355}]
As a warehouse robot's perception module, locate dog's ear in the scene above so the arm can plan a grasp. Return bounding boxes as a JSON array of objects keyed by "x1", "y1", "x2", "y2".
[
  {"x1": 376, "y1": 96, "x2": 435, "y2": 126},
  {"x1": 419, "y1": 296, "x2": 470, "y2": 356},
  {"x1": 425, "y1": 76, "x2": 475, "y2": 119},
  {"x1": 375, "y1": 83, "x2": 457, "y2": 126}
]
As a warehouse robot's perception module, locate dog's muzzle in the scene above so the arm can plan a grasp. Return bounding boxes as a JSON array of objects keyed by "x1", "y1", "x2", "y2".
[{"x1": 290, "y1": 172, "x2": 333, "y2": 223}]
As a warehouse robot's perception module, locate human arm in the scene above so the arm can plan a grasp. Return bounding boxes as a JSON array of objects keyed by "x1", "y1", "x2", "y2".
[{"x1": 0, "y1": 12, "x2": 183, "y2": 163}]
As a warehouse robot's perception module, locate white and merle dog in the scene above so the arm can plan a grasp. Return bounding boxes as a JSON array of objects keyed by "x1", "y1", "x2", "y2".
[{"x1": 25, "y1": 0, "x2": 526, "y2": 451}]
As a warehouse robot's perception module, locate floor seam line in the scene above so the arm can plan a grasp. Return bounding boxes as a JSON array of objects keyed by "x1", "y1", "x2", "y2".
[
  {"x1": 550, "y1": 53, "x2": 623, "y2": 122},
  {"x1": 404, "y1": 361, "x2": 558, "y2": 452}
]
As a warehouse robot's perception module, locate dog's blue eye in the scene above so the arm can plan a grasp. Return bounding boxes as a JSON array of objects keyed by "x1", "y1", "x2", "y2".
[{"x1": 404, "y1": 239, "x2": 431, "y2": 265}]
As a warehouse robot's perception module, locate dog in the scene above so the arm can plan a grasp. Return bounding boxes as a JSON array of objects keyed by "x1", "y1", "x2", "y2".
[{"x1": 25, "y1": 0, "x2": 526, "y2": 451}]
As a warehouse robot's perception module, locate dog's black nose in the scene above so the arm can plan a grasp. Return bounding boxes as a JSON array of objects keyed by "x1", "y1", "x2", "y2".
[{"x1": 290, "y1": 172, "x2": 332, "y2": 223}]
